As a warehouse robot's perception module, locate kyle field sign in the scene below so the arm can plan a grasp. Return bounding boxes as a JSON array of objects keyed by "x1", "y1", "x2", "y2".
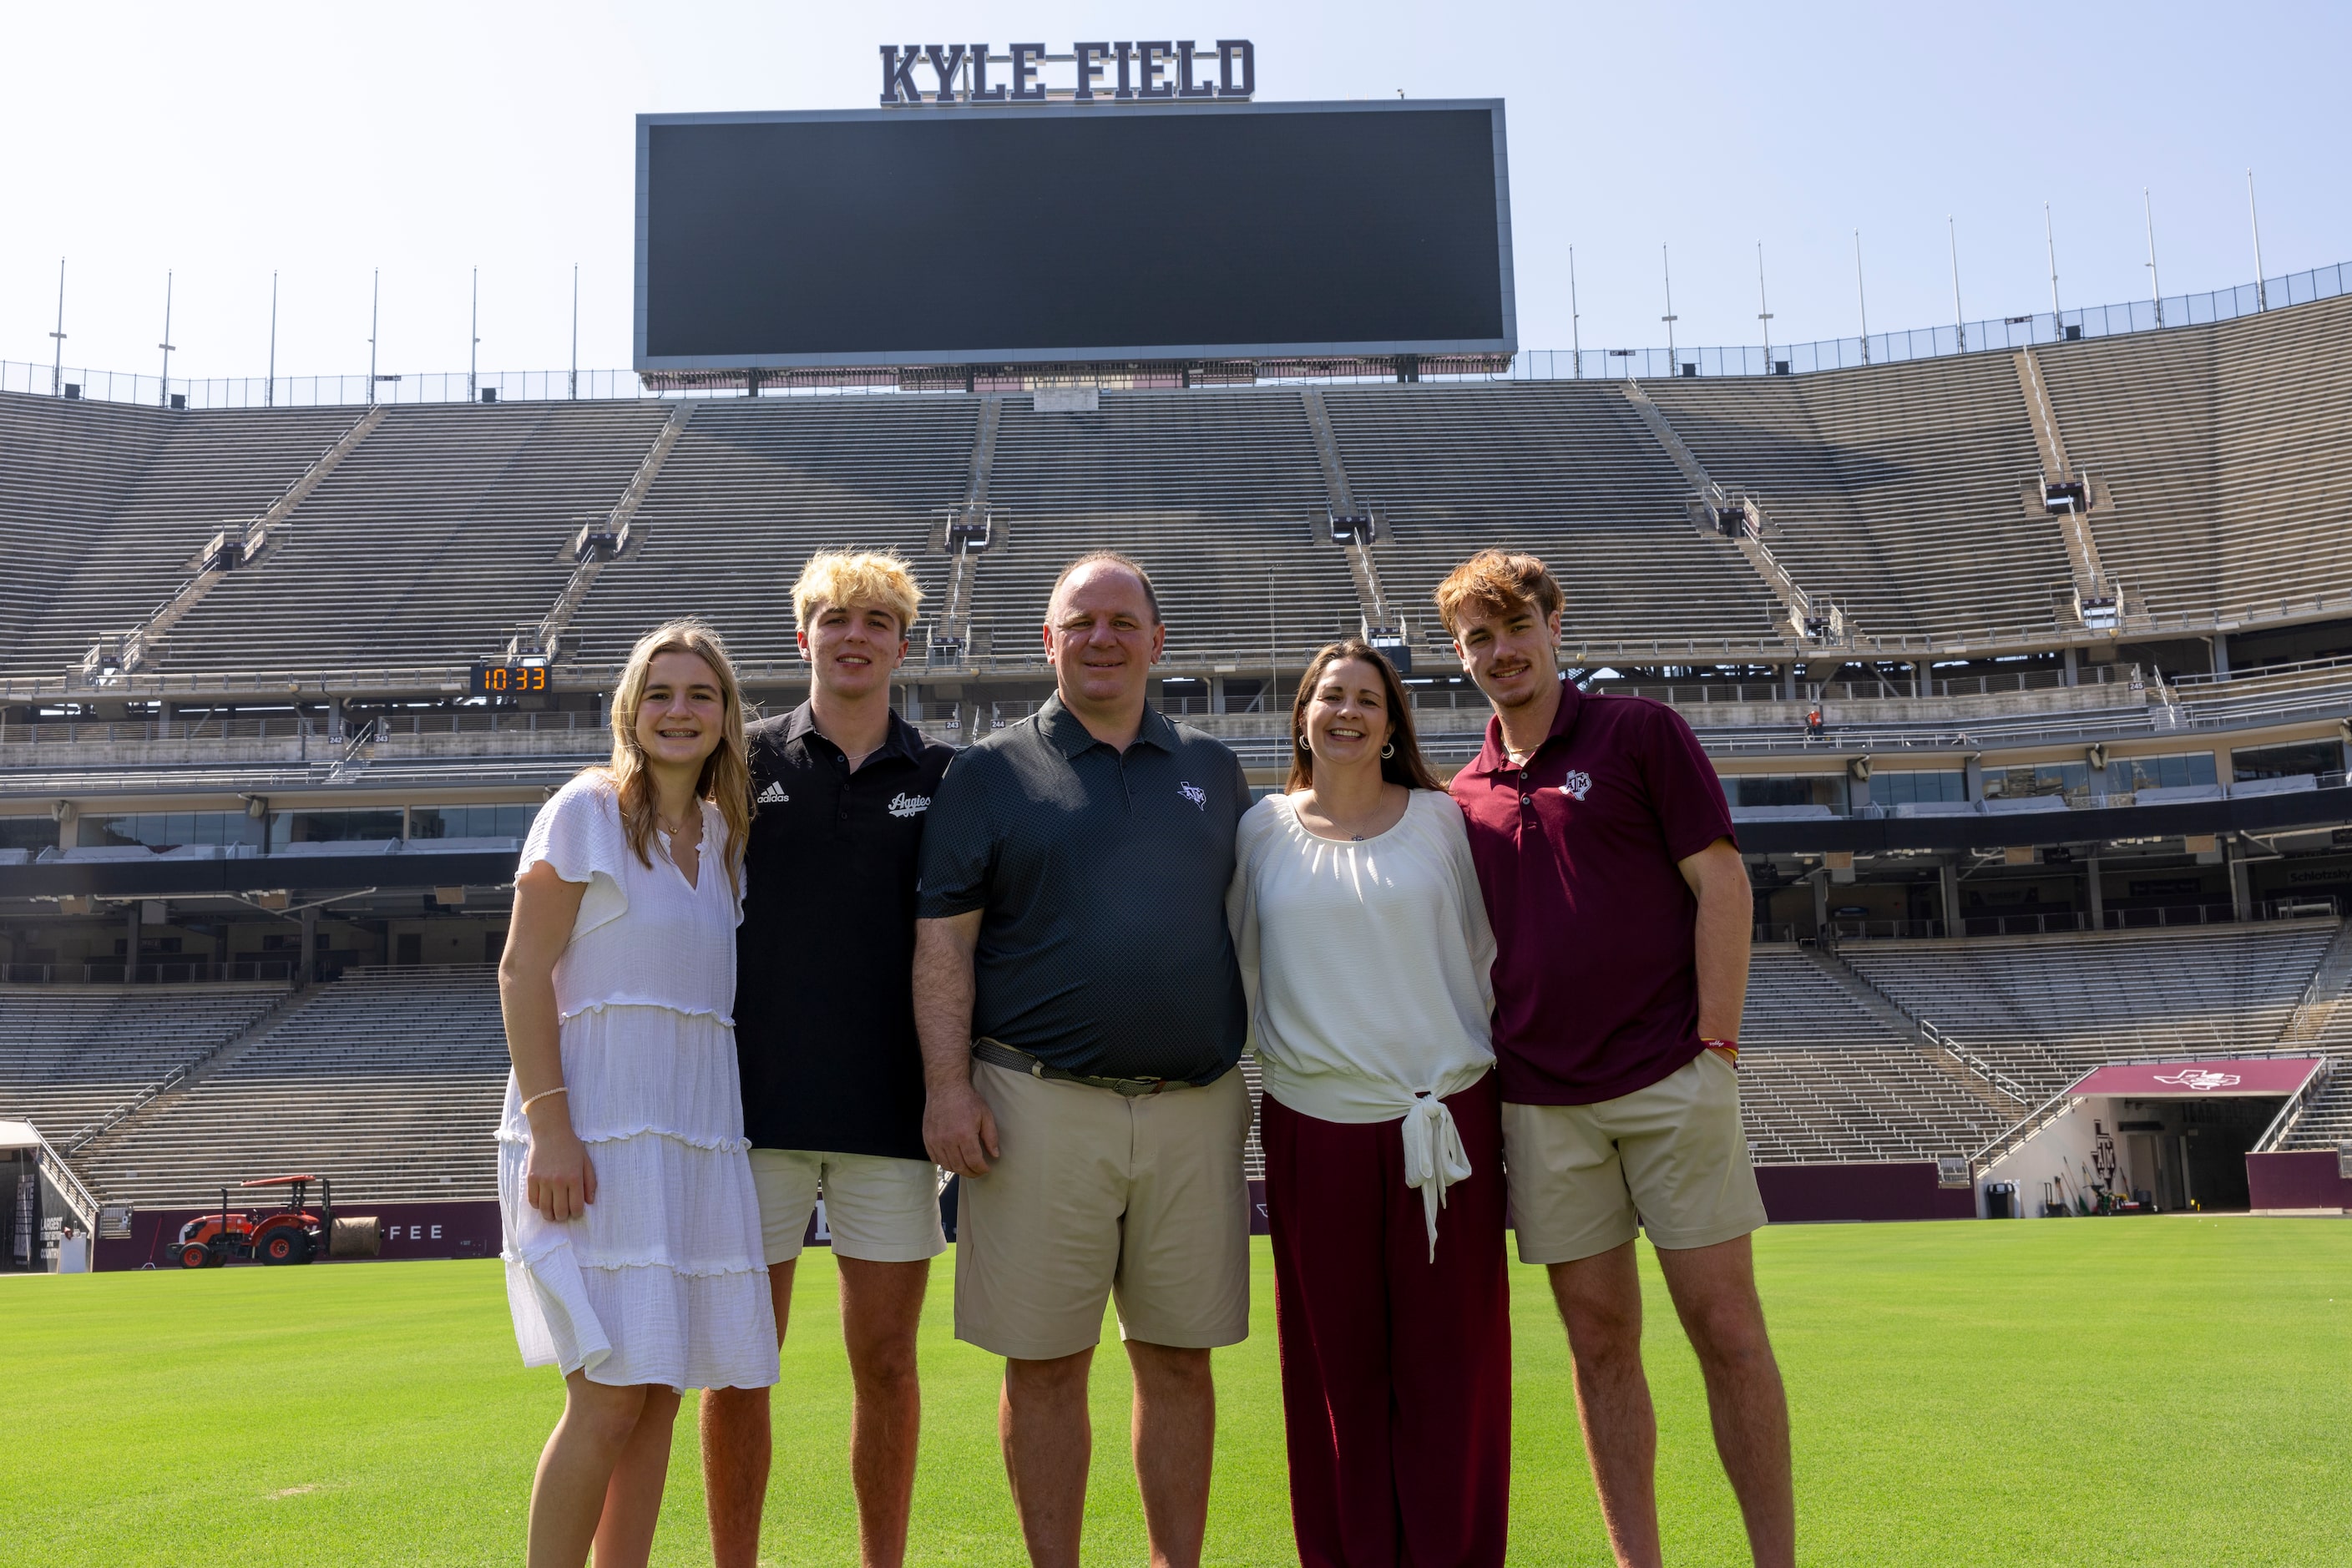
[{"x1": 879, "y1": 41, "x2": 1254, "y2": 104}]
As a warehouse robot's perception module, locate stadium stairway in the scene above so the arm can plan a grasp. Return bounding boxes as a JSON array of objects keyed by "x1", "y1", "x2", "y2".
[{"x1": 0, "y1": 982, "x2": 287, "y2": 1150}]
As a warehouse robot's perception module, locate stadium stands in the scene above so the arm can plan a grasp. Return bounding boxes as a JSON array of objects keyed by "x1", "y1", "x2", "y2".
[
  {"x1": 0, "y1": 982, "x2": 285, "y2": 1146},
  {"x1": 1321, "y1": 383, "x2": 1787, "y2": 649},
  {"x1": 2035, "y1": 291, "x2": 2352, "y2": 632},
  {"x1": 1641, "y1": 352, "x2": 2076, "y2": 643},
  {"x1": 1844, "y1": 923, "x2": 2337, "y2": 1100},
  {"x1": 1735, "y1": 946, "x2": 2016, "y2": 1162},
  {"x1": 0, "y1": 396, "x2": 176, "y2": 665},
  {"x1": 78, "y1": 966, "x2": 508, "y2": 1207}
]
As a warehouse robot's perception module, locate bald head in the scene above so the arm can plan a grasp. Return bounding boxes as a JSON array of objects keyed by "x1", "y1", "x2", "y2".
[{"x1": 1048, "y1": 551, "x2": 1161, "y2": 626}]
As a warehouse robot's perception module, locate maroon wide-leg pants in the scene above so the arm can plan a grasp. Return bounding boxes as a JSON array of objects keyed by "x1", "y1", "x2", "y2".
[{"x1": 1262, "y1": 1073, "x2": 1511, "y2": 1568}]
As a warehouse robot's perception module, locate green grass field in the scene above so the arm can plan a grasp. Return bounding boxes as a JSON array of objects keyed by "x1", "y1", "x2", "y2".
[{"x1": 8, "y1": 1220, "x2": 2349, "y2": 1565}]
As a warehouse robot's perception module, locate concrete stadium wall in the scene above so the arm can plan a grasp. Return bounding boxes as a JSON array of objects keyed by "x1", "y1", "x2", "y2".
[
  {"x1": 2245, "y1": 1151, "x2": 2352, "y2": 1213},
  {"x1": 1756, "y1": 1162, "x2": 1976, "y2": 1222}
]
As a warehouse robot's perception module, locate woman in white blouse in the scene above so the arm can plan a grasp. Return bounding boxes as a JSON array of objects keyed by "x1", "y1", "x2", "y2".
[
  {"x1": 497, "y1": 620, "x2": 776, "y2": 1568},
  {"x1": 1228, "y1": 638, "x2": 1510, "y2": 1568}
]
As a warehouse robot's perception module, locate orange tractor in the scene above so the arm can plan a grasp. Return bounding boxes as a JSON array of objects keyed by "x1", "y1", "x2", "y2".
[{"x1": 175, "y1": 1174, "x2": 372, "y2": 1267}]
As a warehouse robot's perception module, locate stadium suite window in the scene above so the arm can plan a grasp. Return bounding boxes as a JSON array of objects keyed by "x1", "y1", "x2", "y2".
[
  {"x1": 1982, "y1": 763, "x2": 2088, "y2": 805},
  {"x1": 2116, "y1": 753, "x2": 2218, "y2": 792},
  {"x1": 0, "y1": 818, "x2": 56, "y2": 852},
  {"x1": 407, "y1": 804, "x2": 534, "y2": 839},
  {"x1": 2231, "y1": 741, "x2": 2339, "y2": 782},
  {"x1": 1722, "y1": 775, "x2": 1843, "y2": 809},
  {"x1": 270, "y1": 809, "x2": 404, "y2": 851},
  {"x1": 1870, "y1": 770, "x2": 1966, "y2": 807},
  {"x1": 78, "y1": 812, "x2": 245, "y2": 850}
]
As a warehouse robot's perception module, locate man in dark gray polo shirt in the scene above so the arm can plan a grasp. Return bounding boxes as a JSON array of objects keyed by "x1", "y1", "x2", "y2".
[{"x1": 914, "y1": 550, "x2": 1252, "y2": 1568}]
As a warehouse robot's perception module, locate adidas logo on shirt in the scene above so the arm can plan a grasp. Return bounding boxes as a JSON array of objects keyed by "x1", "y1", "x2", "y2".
[{"x1": 757, "y1": 782, "x2": 790, "y2": 804}]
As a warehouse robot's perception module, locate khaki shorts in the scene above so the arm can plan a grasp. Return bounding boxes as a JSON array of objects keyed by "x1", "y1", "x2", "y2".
[
  {"x1": 748, "y1": 1147, "x2": 947, "y2": 1267},
  {"x1": 956, "y1": 1059, "x2": 1252, "y2": 1361},
  {"x1": 1503, "y1": 1049, "x2": 1768, "y2": 1266}
]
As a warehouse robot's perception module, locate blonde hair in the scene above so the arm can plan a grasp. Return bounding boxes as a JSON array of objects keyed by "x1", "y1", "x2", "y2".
[
  {"x1": 792, "y1": 550, "x2": 923, "y2": 637},
  {"x1": 602, "y1": 620, "x2": 751, "y2": 898}
]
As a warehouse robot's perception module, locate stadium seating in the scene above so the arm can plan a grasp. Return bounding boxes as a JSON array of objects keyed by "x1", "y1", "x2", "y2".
[
  {"x1": 1321, "y1": 383, "x2": 1786, "y2": 649},
  {"x1": 78, "y1": 966, "x2": 508, "y2": 1208},
  {"x1": 979, "y1": 391, "x2": 1360, "y2": 663},
  {"x1": 572, "y1": 396, "x2": 977, "y2": 665},
  {"x1": 0, "y1": 982, "x2": 285, "y2": 1146},
  {"x1": 0, "y1": 395, "x2": 177, "y2": 665},
  {"x1": 2035, "y1": 291, "x2": 2352, "y2": 630},
  {"x1": 1735, "y1": 946, "x2": 2016, "y2": 1161},
  {"x1": 1641, "y1": 353, "x2": 2076, "y2": 643},
  {"x1": 1844, "y1": 923, "x2": 2335, "y2": 1100}
]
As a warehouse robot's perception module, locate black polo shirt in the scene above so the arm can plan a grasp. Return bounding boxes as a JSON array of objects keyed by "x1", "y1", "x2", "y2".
[
  {"x1": 734, "y1": 701, "x2": 954, "y2": 1161},
  {"x1": 916, "y1": 694, "x2": 1251, "y2": 1084}
]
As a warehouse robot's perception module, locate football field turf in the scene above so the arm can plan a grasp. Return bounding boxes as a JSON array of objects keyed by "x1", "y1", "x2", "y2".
[{"x1": 8, "y1": 1219, "x2": 2348, "y2": 1565}]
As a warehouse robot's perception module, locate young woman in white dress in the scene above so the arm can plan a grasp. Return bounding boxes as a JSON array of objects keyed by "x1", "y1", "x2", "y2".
[
  {"x1": 1227, "y1": 638, "x2": 1510, "y2": 1568},
  {"x1": 497, "y1": 620, "x2": 776, "y2": 1568}
]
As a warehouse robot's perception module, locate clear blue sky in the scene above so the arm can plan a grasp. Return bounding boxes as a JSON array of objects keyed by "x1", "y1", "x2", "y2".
[{"x1": 6, "y1": 0, "x2": 2345, "y2": 382}]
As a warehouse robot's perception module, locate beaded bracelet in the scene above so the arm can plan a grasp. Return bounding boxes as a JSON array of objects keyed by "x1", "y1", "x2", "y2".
[{"x1": 520, "y1": 1085, "x2": 570, "y2": 1114}]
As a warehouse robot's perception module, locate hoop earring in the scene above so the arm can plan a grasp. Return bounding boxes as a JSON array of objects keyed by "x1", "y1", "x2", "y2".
[
  {"x1": 1298, "y1": 733, "x2": 1310, "y2": 748},
  {"x1": 1381, "y1": 741, "x2": 1396, "y2": 759}
]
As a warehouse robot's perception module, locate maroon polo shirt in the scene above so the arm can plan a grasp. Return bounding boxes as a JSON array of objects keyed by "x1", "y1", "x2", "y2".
[{"x1": 1450, "y1": 678, "x2": 1737, "y2": 1106}]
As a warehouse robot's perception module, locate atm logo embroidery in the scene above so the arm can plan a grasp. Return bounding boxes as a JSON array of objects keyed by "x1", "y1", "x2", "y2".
[
  {"x1": 1560, "y1": 771, "x2": 1594, "y2": 802},
  {"x1": 1179, "y1": 781, "x2": 1207, "y2": 810},
  {"x1": 2152, "y1": 1068, "x2": 2240, "y2": 1091},
  {"x1": 887, "y1": 792, "x2": 931, "y2": 818}
]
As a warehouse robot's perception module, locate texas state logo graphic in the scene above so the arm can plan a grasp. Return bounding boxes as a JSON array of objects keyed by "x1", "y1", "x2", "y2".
[
  {"x1": 2152, "y1": 1067, "x2": 2241, "y2": 1091},
  {"x1": 1560, "y1": 770, "x2": 1594, "y2": 802}
]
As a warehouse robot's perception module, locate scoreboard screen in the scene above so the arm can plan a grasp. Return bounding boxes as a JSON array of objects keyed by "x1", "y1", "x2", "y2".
[
  {"x1": 634, "y1": 99, "x2": 1515, "y2": 372},
  {"x1": 469, "y1": 662, "x2": 549, "y2": 697}
]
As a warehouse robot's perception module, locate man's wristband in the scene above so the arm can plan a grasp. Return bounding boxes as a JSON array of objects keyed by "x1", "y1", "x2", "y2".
[{"x1": 1701, "y1": 1038, "x2": 1738, "y2": 1064}]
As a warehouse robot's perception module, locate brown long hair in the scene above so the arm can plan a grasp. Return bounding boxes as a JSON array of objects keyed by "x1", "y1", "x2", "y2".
[
  {"x1": 1286, "y1": 639, "x2": 1443, "y2": 794},
  {"x1": 601, "y1": 619, "x2": 751, "y2": 898}
]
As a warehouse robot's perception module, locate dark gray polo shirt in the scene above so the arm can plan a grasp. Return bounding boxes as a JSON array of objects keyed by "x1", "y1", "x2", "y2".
[{"x1": 916, "y1": 693, "x2": 1251, "y2": 1083}]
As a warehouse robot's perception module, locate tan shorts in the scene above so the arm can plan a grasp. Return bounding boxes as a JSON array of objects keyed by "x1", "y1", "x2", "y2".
[
  {"x1": 956, "y1": 1059, "x2": 1252, "y2": 1361},
  {"x1": 748, "y1": 1147, "x2": 947, "y2": 1266},
  {"x1": 1503, "y1": 1049, "x2": 1768, "y2": 1266}
]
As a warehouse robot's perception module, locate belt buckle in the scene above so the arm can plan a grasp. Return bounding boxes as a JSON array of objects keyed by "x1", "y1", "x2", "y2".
[{"x1": 1114, "y1": 1076, "x2": 1166, "y2": 1098}]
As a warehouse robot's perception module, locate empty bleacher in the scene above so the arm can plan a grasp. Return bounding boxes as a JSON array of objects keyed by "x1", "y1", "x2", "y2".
[
  {"x1": 1735, "y1": 946, "x2": 2016, "y2": 1162},
  {"x1": 978, "y1": 391, "x2": 1356, "y2": 661},
  {"x1": 1643, "y1": 353, "x2": 2076, "y2": 643},
  {"x1": 78, "y1": 965, "x2": 508, "y2": 1207},
  {"x1": 2035, "y1": 292, "x2": 2352, "y2": 631},
  {"x1": 1844, "y1": 923, "x2": 2336, "y2": 1100},
  {"x1": 0, "y1": 393, "x2": 176, "y2": 664},
  {"x1": 0, "y1": 983, "x2": 286, "y2": 1146},
  {"x1": 571, "y1": 396, "x2": 977, "y2": 665},
  {"x1": 1323, "y1": 382, "x2": 1787, "y2": 650},
  {"x1": 154, "y1": 402, "x2": 676, "y2": 671}
]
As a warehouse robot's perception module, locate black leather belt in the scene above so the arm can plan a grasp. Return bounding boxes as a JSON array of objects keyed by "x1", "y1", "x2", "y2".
[{"x1": 973, "y1": 1038, "x2": 1174, "y2": 1097}]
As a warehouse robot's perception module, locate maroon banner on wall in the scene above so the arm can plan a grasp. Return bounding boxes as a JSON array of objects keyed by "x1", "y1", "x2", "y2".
[
  {"x1": 2245, "y1": 1151, "x2": 2352, "y2": 1212},
  {"x1": 1754, "y1": 1162, "x2": 1976, "y2": 1223},
  {"x1": 96, "y1": 1199, "x2": 503, "y2": 1272}
]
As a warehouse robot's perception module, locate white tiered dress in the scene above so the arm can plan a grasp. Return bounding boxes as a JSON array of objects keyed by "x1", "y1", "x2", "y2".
[{"x1": 497, "y1": 772, "x2": 777, "y2": 1391}]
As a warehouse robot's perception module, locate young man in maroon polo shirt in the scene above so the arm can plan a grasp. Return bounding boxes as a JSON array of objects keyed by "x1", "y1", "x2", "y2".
[{"x1": 1438, "y1": 550, "x2": 1793, "y2": 1568}]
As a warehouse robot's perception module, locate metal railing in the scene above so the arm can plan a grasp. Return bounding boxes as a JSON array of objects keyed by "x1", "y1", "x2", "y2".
[
  {"x1": 0, "y1": 960, "x2": 296, "y2": 985},
  {"x1": 7, "y1": 261, "x2": 2345, "y2": 409}
]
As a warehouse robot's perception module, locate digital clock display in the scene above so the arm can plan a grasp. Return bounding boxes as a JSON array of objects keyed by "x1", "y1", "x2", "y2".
[{"x1": 469, "y1": 662, "x2": 549, "y2": 696}]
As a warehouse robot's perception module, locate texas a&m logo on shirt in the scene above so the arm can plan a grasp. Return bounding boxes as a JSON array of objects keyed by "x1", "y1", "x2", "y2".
[
  {"x1": 887, "y1": 792, "x2": 931, "y2": 819},
  {"x1": 1560, "y1": 770, "x2": 1594, "y2": 802}
]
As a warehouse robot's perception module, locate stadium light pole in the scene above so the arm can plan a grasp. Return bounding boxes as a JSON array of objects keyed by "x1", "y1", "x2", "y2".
[
  {"x1": 468, "y1": 267, "x2": 480, "y2": 402},
  {"x1": 368, "y1": 269, "x2": 380, "y2": 405},
  {"x1": 1947, "y1": 217, "x2": 1966, "y2": 351},
  {"x1": 49, "y1": 258, "x2": 67, "y2": 396},
  {"x1": 569, "y1": 264, "x2": 579, "y2": 399},
  {"x1": 1568, "y1": 245, "x2": 1581, "y2": 378},
  {"x1": 2142, "y1": 189, "x2": 2164, "y2": 326},
  {"x1": 2246, "y1": 169, "x2": 2267, "y2": 311},
  {"x1": 266, "y1": 272, "x2": 279, "y2": 408},
  {"x1": 1756, "y1": 242, "x2": 1773, "y2": 367},
  {"x1": 2044, "y1": 203, "x2": 2061, "y2": 318},
  {"x1": 1660, "y1": 245, "x2": 1679, "y2": 367},
  {"x1": 157, "y1": 271, "x2": 176, "y2": 407},
  {"x1": 1854, "y1": 231, "x2": 1869, "y2": 364}
]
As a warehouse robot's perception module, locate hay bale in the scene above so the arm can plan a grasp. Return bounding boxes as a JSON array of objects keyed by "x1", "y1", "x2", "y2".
[{"x1": 329, "y1": 1216, "x2": 382, "y2": 1258}]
